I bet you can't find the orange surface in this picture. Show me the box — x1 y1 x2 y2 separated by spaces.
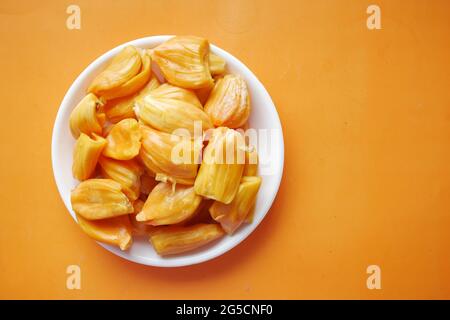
0 0 449 299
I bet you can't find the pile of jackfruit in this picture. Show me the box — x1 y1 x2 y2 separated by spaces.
68 36 261 256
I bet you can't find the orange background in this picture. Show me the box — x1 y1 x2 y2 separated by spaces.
0 0 449 299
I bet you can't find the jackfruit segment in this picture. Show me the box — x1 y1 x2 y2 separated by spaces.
204 74 250 128
243 145 258 176
209 176 261 234
77 214 133 250
71 179 134 220
139 125 199 185
72 133 107 181
101 49 152 100
88 45 142 97
135 92 213 136
129 199 155 236
152 36 213 89
150 83 202 109
103 118 141 160
209 53 226 75
69 93 104 138
136 182 202 226
104 75 160 124
150 224 225 255
194 127 245 204
98 156 143 201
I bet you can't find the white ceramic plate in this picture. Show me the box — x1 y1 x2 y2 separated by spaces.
52 36 284 267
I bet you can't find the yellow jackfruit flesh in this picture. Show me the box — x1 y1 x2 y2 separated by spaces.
204 74 250 128
68 38 264 254
72 133 107 181
135 91 213 136
76 214 133 250
104 98 137 124
96 112 107 128
194 127 245 204
180 199 216 226
88 45 142 97
149 83 202 109
101 49 152 100
245 205 256 224
103 118 141 160
152 36 213 89
209 53 226 75
69 93 104 138
136 182 202 225
71 179 134 220
137 75 161 97
209 176 261 234
129 199 153 236
98 156 143 201
139 125 199 185
243 145 258 176
104 76 160 124
150 224 225 255
101 121 114 137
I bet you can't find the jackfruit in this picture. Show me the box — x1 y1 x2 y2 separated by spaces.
204 74 250 128
77 214 133 250
88 45 141 97
135 91 213 136
103 118 141 160
72 133 107 181
150 224 224 255
209 53 226 75
194 127 245 204
104 76 160 124
209 176 261 234
98 156 143 201
69 93 104 138
139 125 199 185
136 182 202 225
101 49 152 100
150 83 202 109
152 36 213 89
71 179 134 220
243 145 258 176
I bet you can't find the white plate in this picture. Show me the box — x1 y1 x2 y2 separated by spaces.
52 36 284 267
